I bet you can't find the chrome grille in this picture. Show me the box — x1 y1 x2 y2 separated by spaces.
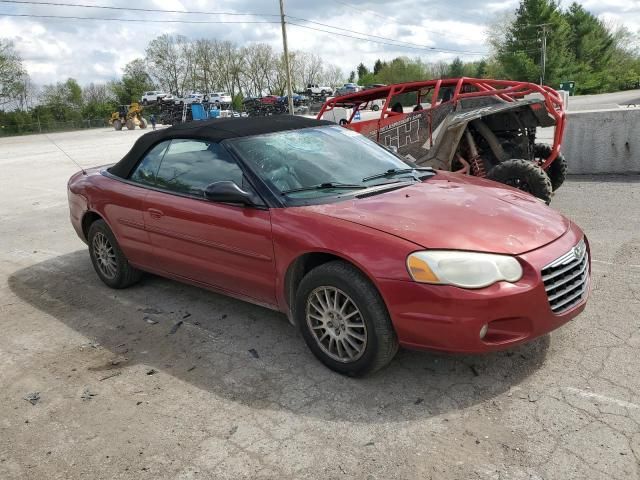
541 239 589 314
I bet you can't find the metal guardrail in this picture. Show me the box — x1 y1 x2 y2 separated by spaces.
0 118 110 137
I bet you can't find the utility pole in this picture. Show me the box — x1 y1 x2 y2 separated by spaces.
539 24 549 86
279 0 295 116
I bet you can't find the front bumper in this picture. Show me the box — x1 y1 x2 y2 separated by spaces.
379 225 590 353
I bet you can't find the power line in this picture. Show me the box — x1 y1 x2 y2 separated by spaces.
0 12 280 24
287 15 486 53
0 0 279 17
330 0 386 20
0 1 489 57
288 21 488 56
329 0 491 28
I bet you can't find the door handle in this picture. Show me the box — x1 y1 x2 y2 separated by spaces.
148 208 164 219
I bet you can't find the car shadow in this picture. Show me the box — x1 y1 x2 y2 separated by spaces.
8 250 550 423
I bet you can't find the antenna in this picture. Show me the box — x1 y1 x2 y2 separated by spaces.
45 134 86 175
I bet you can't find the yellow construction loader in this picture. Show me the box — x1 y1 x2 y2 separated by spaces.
110 103 147 130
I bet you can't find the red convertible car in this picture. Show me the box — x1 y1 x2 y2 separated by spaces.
68 117 590 376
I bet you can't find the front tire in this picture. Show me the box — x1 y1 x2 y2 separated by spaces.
88 220 142 289
534 143 567 191
295 261 398 377
113 119 122 131
487 158 553 204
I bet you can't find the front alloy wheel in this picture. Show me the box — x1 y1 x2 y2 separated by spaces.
306 286 367 362
295 260 398 376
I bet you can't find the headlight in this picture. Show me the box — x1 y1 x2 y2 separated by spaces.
406 250 523 289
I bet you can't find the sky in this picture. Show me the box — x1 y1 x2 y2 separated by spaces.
0 0 639 86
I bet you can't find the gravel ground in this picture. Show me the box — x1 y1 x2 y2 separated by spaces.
0 127 639 479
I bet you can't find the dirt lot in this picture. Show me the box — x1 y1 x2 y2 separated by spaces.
1 127 639 479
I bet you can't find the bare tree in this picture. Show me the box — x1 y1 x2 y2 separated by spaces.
146 34 189 96
142 34 345 99
0 39 28 108
83 82 114 105
291 51 324 91
243 43 277 96
194 39 219 94
322 64 345 88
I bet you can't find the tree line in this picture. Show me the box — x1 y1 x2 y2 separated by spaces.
350 1 640 95
0 34 346 132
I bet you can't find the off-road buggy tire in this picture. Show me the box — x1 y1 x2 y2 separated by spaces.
88 219 143 289
295 260 399 377
487 158 553 204
534 143 567 191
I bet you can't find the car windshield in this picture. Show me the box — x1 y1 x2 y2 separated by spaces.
229 126 425 200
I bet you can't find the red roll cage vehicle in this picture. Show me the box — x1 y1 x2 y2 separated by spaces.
317 78 567 204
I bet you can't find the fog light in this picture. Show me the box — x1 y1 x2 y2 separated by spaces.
479 323 489 339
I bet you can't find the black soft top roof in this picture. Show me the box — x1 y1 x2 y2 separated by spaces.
109 116 333 178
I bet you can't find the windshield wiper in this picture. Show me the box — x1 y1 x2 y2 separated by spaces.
362 167 434 182
281 182 367 195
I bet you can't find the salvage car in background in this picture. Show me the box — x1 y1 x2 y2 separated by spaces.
140 90 169 105
68 117 589 376
207 92 232 105
318 78 568 204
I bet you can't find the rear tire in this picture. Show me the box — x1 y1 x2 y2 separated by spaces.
88 220 142 289
295 261 399 377
125 119 135 130
534 143 567 191
139 118 147 129
487 158 553 204
372 104 380 111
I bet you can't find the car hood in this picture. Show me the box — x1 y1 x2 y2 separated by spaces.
300 173 570 255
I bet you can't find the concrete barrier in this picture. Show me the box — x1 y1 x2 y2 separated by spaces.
563 108 640 174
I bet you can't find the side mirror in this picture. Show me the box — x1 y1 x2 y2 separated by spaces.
204 181 256 206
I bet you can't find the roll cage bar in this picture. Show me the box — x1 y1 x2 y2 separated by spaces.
317 78 566 168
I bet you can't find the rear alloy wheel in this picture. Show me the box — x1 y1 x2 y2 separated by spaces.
88 220 142 289
487 158 553 204
534 143 567 191
295 261 398 376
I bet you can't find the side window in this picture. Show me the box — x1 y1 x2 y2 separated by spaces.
129 140 171 186
155 139 244 196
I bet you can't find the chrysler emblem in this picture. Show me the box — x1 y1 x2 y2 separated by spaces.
573 242 585 260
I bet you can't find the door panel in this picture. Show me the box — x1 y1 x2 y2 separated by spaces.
100 180 151 267
144 191 276 306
